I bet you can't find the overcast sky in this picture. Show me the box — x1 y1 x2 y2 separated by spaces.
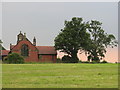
2 2 118 49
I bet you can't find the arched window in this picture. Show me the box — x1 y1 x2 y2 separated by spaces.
21 44 29 56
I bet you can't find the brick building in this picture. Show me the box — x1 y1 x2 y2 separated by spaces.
2 31 57 63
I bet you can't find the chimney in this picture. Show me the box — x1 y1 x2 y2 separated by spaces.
10 43 12 50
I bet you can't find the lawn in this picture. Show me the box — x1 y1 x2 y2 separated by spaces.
2 63 118 88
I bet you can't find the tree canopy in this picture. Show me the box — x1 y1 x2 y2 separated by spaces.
86 20 117 62
54 17 117 63
54 17 90 63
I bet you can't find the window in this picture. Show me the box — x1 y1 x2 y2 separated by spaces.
21 44 29 56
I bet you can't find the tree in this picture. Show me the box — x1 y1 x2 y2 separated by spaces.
54 17 90 63
3 53 24 64
86 20 117 62
0 40 5 50
0 40 2 44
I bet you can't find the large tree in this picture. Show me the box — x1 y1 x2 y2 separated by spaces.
86 20 117 62
54 17 90 63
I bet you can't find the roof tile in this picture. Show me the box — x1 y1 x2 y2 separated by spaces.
36 46 57 55
1 50 10 55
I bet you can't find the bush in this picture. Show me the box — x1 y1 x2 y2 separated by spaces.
78 60 82 63
3 53 24 64
2 57 8 63
56 58 62 63
101 60 108 63
62 55 72 63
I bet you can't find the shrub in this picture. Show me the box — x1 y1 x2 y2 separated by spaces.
2 57 8 63
101 60 108 63
62 55 72 63
3 53 24 64
56 58 62 63
78 60 82 63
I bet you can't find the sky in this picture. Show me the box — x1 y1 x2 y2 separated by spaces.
2 2 118 62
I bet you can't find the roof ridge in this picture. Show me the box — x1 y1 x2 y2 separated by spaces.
2 50 10 51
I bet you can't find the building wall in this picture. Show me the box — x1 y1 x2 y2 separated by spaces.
39 54 57 63
11 40 39 62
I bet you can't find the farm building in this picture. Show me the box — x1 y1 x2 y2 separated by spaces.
1 31 57 63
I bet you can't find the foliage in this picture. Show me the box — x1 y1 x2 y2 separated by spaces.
24 62 52 64
0 45 6 50
0 40 2 44
62 55 72 63
86 20 118 62
3 53 24 64
101 60 108 63
56 58 62 63
0 40 5 50
54 17 90 63
80 61 90 63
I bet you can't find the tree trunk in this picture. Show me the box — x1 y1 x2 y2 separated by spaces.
92 55 100 62
71 52 79 63
91 50 100 62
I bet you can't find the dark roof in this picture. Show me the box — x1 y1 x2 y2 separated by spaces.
1 50 10 56
36 46 57 55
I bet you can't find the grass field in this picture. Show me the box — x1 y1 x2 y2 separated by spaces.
2 63 118 88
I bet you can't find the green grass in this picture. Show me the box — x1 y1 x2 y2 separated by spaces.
2 63 118 88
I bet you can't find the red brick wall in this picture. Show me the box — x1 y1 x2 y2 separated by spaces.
39 55 56 63
11 40 39 62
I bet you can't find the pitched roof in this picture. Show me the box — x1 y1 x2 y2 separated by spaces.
11 44 57 55
10 45 15 49
1 50 10 56
36 46 57 55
